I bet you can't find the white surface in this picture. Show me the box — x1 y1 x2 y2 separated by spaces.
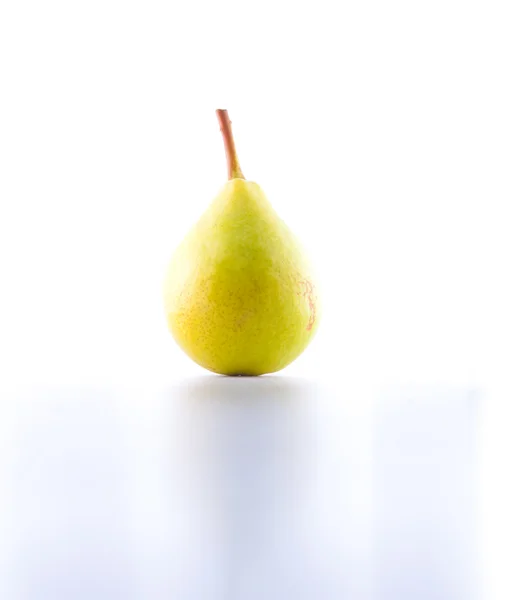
1 379 500 599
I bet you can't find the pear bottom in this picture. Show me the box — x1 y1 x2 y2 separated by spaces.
165 274 317 376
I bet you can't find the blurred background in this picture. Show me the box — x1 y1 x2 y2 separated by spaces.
0 0 508 598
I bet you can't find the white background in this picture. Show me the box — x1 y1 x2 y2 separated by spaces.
0 1 508 598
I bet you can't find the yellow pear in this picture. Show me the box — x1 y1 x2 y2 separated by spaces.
163 109 320 375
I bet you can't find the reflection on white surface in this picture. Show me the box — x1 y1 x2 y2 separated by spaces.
0 379 372 600
131 377 372 600
0 381 480 599
374 387 479 600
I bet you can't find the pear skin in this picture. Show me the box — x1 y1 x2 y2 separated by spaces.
163 110 319 375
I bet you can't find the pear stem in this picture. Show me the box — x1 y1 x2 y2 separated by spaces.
216 109 245 180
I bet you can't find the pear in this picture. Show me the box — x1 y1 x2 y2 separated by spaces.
163 109 319 376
